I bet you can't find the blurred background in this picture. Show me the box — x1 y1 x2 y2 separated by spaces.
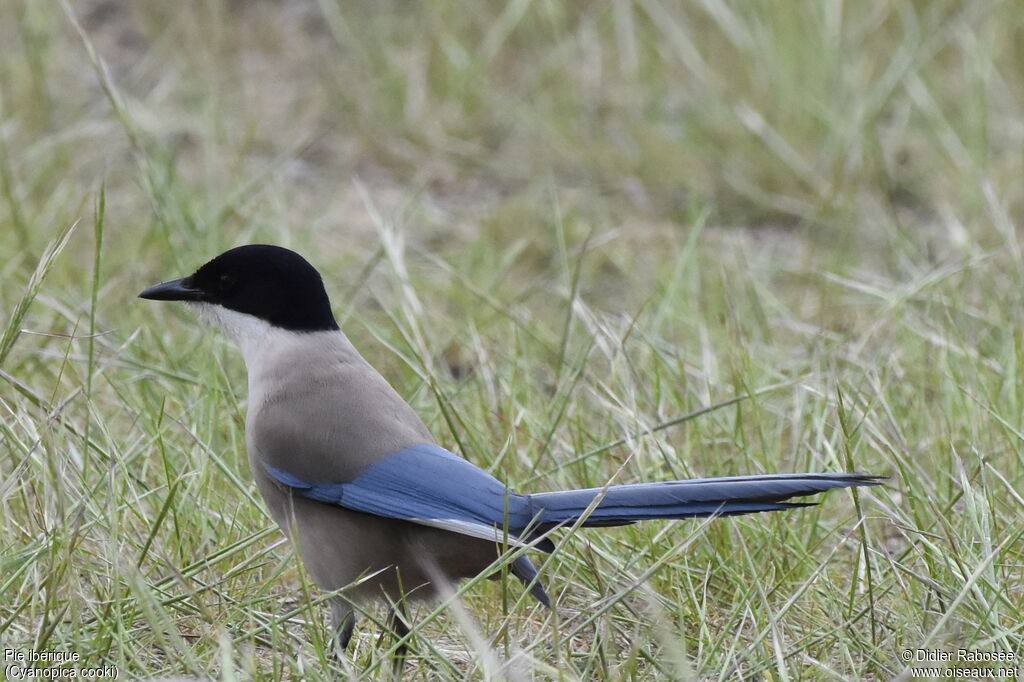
2 1 1022 679
7 1 1022 274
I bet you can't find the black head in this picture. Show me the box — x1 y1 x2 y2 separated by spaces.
139 245 339 332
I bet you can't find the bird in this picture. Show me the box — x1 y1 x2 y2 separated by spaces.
139 244 882 660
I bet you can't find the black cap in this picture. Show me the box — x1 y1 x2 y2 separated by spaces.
139 245 339 332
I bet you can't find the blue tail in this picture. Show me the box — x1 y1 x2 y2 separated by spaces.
526 472 882 529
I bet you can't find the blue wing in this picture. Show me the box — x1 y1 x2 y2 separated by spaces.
264 443 883 549
264 443 543 547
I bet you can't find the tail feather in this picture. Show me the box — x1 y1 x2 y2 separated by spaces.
527 473 882 528
510 555 552 608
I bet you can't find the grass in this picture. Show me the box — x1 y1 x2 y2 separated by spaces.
1 0 1023 679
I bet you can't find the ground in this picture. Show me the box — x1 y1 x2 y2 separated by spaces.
1 1 1022 680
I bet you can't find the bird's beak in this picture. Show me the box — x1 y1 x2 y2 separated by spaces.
138 277 205 301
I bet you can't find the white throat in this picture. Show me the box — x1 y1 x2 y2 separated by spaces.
193 302 279 364
191 303 349 414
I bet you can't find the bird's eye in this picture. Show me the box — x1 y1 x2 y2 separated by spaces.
218 273 236 293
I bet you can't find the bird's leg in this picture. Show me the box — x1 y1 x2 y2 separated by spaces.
330 598 356 657
388 598 412 676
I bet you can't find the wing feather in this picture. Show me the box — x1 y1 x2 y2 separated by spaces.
264 444 536 546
